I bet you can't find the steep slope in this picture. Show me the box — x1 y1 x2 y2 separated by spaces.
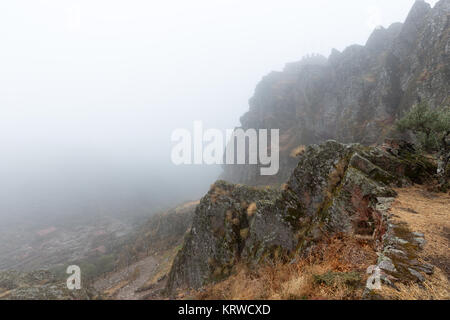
221 0 449 186
191 186 449 300
115 201 196 269
92 201 197 299
167 139 438 295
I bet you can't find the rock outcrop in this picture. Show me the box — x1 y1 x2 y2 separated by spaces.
166 140 436 293
221 0 449 186
166 184 280 293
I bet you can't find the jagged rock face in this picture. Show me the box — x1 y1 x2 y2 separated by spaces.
167 140 436 293
0 270 97 300
221 0 449 186
166 183 280 293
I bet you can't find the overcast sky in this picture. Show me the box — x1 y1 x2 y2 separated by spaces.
0 0 439 222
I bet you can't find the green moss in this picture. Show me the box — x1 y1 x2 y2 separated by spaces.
313 271 362 287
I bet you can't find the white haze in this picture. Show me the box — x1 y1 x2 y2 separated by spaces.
0 0 439 224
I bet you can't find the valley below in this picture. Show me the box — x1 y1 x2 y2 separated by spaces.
0 0 449 301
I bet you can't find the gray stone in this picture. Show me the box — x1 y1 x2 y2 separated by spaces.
408 268 425 282
379 258 397 273
412 232 425 238
416 263 434 275
221 0 446 187
414 237 427 247
395 237 409 245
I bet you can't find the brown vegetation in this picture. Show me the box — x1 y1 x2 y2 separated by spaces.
196 235 377 300
384 186 450 300
392 185 449 277
193 186 449 300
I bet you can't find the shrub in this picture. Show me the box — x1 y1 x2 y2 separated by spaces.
396 102 449 152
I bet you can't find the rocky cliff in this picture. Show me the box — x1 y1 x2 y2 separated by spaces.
167 139 437 294
221 0 450 186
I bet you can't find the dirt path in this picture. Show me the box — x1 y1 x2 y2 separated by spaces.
94 255 163 300
93 246 180 300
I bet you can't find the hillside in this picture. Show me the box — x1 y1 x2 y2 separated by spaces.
1 0 448 301
89 0 450 301
92 201 197 299
189 186 449 300
166 139 449 300
0 270 99 300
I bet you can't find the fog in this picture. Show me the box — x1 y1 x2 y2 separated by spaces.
0 0 438 225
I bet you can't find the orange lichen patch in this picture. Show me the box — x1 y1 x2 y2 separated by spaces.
326 159 347 198
225 210 233 222
240 228 250 240
290 145 306 158
210 186 230 204
247 203 257 217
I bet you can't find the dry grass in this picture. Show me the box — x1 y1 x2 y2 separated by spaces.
391 186 450 277
196 235 377 300
380 186 450 300
103 279 131 298
138 246 180 292
175 201 199 214
0 290 12 299
290 145 306 158
382 266 449 300
193 186 449 300
246 203 257 217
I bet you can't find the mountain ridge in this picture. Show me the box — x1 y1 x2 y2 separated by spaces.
221 0 449 186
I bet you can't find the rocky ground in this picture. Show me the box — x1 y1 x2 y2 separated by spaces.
166 139 449 300
0 140 447 300
93 255 160 300
0 215 133 272
0 201 196 300
378 186 449 299
93 245 184 300
183 186 449 300
391 186 450 278
0 270 98 300
91 202 197 300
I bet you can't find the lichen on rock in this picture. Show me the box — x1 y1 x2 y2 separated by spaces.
166 139 437 294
